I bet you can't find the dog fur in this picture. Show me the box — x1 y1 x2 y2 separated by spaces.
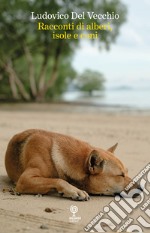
5 129 134 201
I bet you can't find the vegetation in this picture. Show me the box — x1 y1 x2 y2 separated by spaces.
0 0 127 101
76 70 105 95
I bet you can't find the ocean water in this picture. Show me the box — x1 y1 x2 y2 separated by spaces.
62 88 150 110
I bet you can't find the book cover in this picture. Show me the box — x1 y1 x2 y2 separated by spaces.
0 1 150 233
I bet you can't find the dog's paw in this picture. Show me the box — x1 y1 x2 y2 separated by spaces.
59 187 90 201
71 189 90 201
57 180 90 201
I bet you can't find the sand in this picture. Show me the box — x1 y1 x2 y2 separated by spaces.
0 103 150 233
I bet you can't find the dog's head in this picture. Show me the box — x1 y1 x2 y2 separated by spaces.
85 144 137 196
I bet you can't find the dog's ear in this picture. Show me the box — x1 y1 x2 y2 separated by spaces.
88 150 105 174
107 143 118 153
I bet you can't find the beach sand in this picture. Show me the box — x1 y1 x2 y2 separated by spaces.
0 103 150 233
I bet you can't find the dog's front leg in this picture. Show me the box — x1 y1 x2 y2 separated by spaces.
16 169 89 201
56 179 90 201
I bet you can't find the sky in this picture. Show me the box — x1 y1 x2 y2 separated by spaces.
72 0 150 89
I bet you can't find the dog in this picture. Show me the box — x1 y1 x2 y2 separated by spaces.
5 129 136 201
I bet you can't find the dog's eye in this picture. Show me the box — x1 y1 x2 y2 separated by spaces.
118 173 125 177
119 173 125 177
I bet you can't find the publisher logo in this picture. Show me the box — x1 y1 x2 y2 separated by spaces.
69 205 81 223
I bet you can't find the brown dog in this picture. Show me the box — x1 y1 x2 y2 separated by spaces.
5 129 133 201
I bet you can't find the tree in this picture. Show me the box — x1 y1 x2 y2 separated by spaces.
0 0 127 101
76 70 105 95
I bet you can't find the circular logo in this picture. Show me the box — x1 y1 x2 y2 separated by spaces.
70 205 78 215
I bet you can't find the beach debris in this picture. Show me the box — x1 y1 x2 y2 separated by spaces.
35 193 43 198
44 207 53 213
2 187 10 193
9 188 21 196
2 187 21 196
19 214 25 217
40 224 49 229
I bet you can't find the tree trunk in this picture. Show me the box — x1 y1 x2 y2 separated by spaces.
38 54 49 92
9 75 20 100
46 43 62 89
24 44 37 98
36 42 62 101
5 59 30 101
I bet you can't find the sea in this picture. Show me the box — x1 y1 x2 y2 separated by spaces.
62 86 150 111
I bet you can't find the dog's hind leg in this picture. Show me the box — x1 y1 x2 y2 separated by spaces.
16 168 89 201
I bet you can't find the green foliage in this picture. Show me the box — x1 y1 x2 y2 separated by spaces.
76 70 105 95
46 58 77 99
0 0 127 101
0 75 12 100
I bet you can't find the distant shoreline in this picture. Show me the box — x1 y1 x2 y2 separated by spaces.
62 89 150 111
0 101 150 115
